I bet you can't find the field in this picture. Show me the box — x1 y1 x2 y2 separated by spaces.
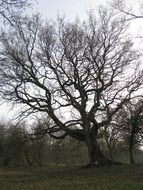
0 164 143 190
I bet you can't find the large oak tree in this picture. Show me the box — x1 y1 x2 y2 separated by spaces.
0 10 142 167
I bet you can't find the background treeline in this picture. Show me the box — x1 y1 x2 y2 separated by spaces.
0 121 88 166
0 99 143 167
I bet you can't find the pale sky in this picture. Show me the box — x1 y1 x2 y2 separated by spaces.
33 0 107 20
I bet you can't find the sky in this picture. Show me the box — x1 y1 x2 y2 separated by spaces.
33 0 107 21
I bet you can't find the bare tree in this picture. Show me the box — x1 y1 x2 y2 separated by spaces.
116 100 143 164
99 123 123 162
0 9 142 167
0 121 26 166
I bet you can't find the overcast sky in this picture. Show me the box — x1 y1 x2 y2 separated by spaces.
33 0 107 20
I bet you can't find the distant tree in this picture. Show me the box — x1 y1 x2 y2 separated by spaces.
116 100 143 164
0 123 6 164
99 123 122 162
0 122 26 166
0 9 142 167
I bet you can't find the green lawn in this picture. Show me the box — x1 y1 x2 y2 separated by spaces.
0 164 143 190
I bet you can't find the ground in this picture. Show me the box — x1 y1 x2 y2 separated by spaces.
0 164 143 190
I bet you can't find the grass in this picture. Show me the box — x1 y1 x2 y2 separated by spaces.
0 164 143 190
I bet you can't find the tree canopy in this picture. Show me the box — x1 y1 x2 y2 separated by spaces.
0 9 142 167
0 0 30 23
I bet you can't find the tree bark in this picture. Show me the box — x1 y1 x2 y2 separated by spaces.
86 139 112 167
108 148 114 162
129 142 135 164
85 128 113 167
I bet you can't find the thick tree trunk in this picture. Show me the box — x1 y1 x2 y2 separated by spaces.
85 126 113 167
86 139 112 167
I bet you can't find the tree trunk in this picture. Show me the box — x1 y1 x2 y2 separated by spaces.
85 126 113 167
129 143 135 164
86 139 112 167
108 148 114 162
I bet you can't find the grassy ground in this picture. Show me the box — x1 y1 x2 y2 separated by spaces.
0 164 143 190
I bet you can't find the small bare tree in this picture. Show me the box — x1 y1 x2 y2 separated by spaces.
99 123 122 162
0 9 142 167
117 100 143 164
